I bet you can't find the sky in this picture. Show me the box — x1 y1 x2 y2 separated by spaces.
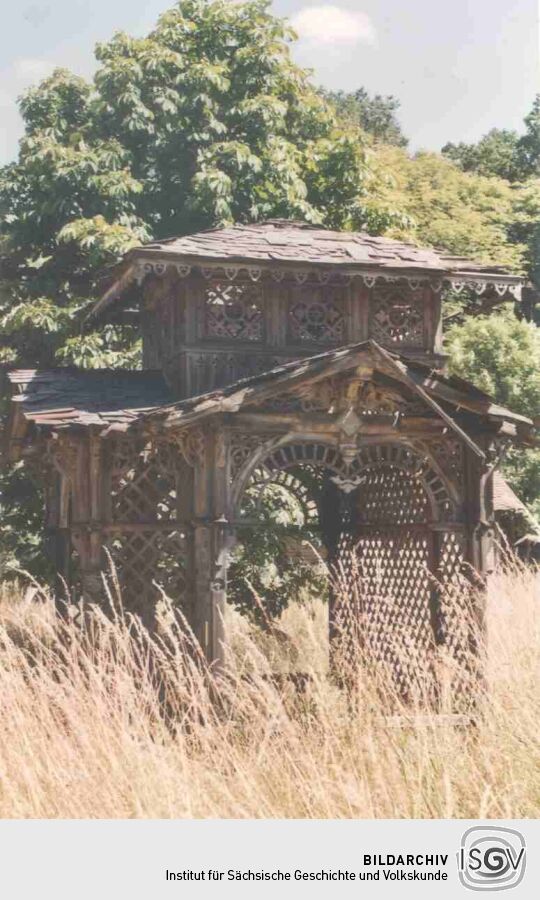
0 0 538 163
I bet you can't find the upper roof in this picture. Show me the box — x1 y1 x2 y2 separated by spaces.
91 219 523 319
125 220 515 273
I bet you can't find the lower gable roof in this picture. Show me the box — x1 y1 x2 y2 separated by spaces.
5 368 173 434
141 341 535 453
3 342 535 464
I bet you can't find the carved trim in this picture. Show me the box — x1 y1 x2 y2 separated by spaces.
233 439 457 522
46 434 80 482
171 428 205 468
229 432 266 480
259 375 426 418
131 258 521 298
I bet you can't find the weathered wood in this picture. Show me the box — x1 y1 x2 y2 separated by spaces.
8 221 529 694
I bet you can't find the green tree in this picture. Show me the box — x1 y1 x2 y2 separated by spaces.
446 309 540 516
0 0 405 578
0 0 405 372
516 94 540 178
442 129 520 181
373 147 530 271
322 87 408 147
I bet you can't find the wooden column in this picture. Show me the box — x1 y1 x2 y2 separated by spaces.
463 440 495 675
71 429 106 605
191 427 228 668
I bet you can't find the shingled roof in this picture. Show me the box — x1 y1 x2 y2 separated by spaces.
92 220 523 319
492 471 528 514
125 220 515 273
5 369 172 456
5 343 535 464
138 340 534 461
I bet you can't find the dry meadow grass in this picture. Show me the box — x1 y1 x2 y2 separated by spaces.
0 556 537 819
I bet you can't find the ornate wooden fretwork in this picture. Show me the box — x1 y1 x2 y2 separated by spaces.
104 527 192 623
46 433 80 483
235 441 455 522
105 435 195 620
110 439 179 523
236 437 466 691
241 467 319 524
424 438 464 489
288 287 345 344
260 375 427 418
170 428 205 469
261 377 341 414
133 258 521 299
230 432 267 480
370 284 425 347
204 280 264 342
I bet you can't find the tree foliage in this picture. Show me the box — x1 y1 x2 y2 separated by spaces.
228 481 326 622
446 309 540 516
442 129 520 181
0 0 405 372
372 147 537 274
442 94 540 183
321 87 408 147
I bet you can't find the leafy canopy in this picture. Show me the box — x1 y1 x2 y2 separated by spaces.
0 0 405 371
442 94 540 182
321 87 408 148
371 146 536 273
446 309 540 516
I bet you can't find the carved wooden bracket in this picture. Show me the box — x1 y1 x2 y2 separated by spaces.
46 433 80 483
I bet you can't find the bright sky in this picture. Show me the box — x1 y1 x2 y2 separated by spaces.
0 0 538 163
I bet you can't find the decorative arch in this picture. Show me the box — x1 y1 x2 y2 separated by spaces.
232 437 457 525
229 434 466 690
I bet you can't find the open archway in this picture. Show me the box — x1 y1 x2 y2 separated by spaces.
228 438 465 688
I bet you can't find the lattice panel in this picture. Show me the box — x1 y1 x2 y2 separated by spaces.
436 530 476 692
105 528 191 623
288 287 345 344
355 466 430 526
349 444 455 522
370 284 425 347
354 529 435 691
111 440 179 523
204 281 264 341
233 438 473 695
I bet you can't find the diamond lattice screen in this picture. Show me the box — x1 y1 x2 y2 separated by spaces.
105 528 191 623
106 440 191 619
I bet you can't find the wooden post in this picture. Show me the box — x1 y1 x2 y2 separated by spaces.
70 429 106 605
463 440 495 696
189 426 229 667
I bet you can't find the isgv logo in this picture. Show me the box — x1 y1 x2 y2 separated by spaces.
458 826 526 891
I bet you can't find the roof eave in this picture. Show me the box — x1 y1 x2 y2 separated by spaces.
89 246 523 320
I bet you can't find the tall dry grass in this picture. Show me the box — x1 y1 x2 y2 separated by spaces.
0 555 537 819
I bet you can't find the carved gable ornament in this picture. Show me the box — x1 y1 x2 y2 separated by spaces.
260 372 426 419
